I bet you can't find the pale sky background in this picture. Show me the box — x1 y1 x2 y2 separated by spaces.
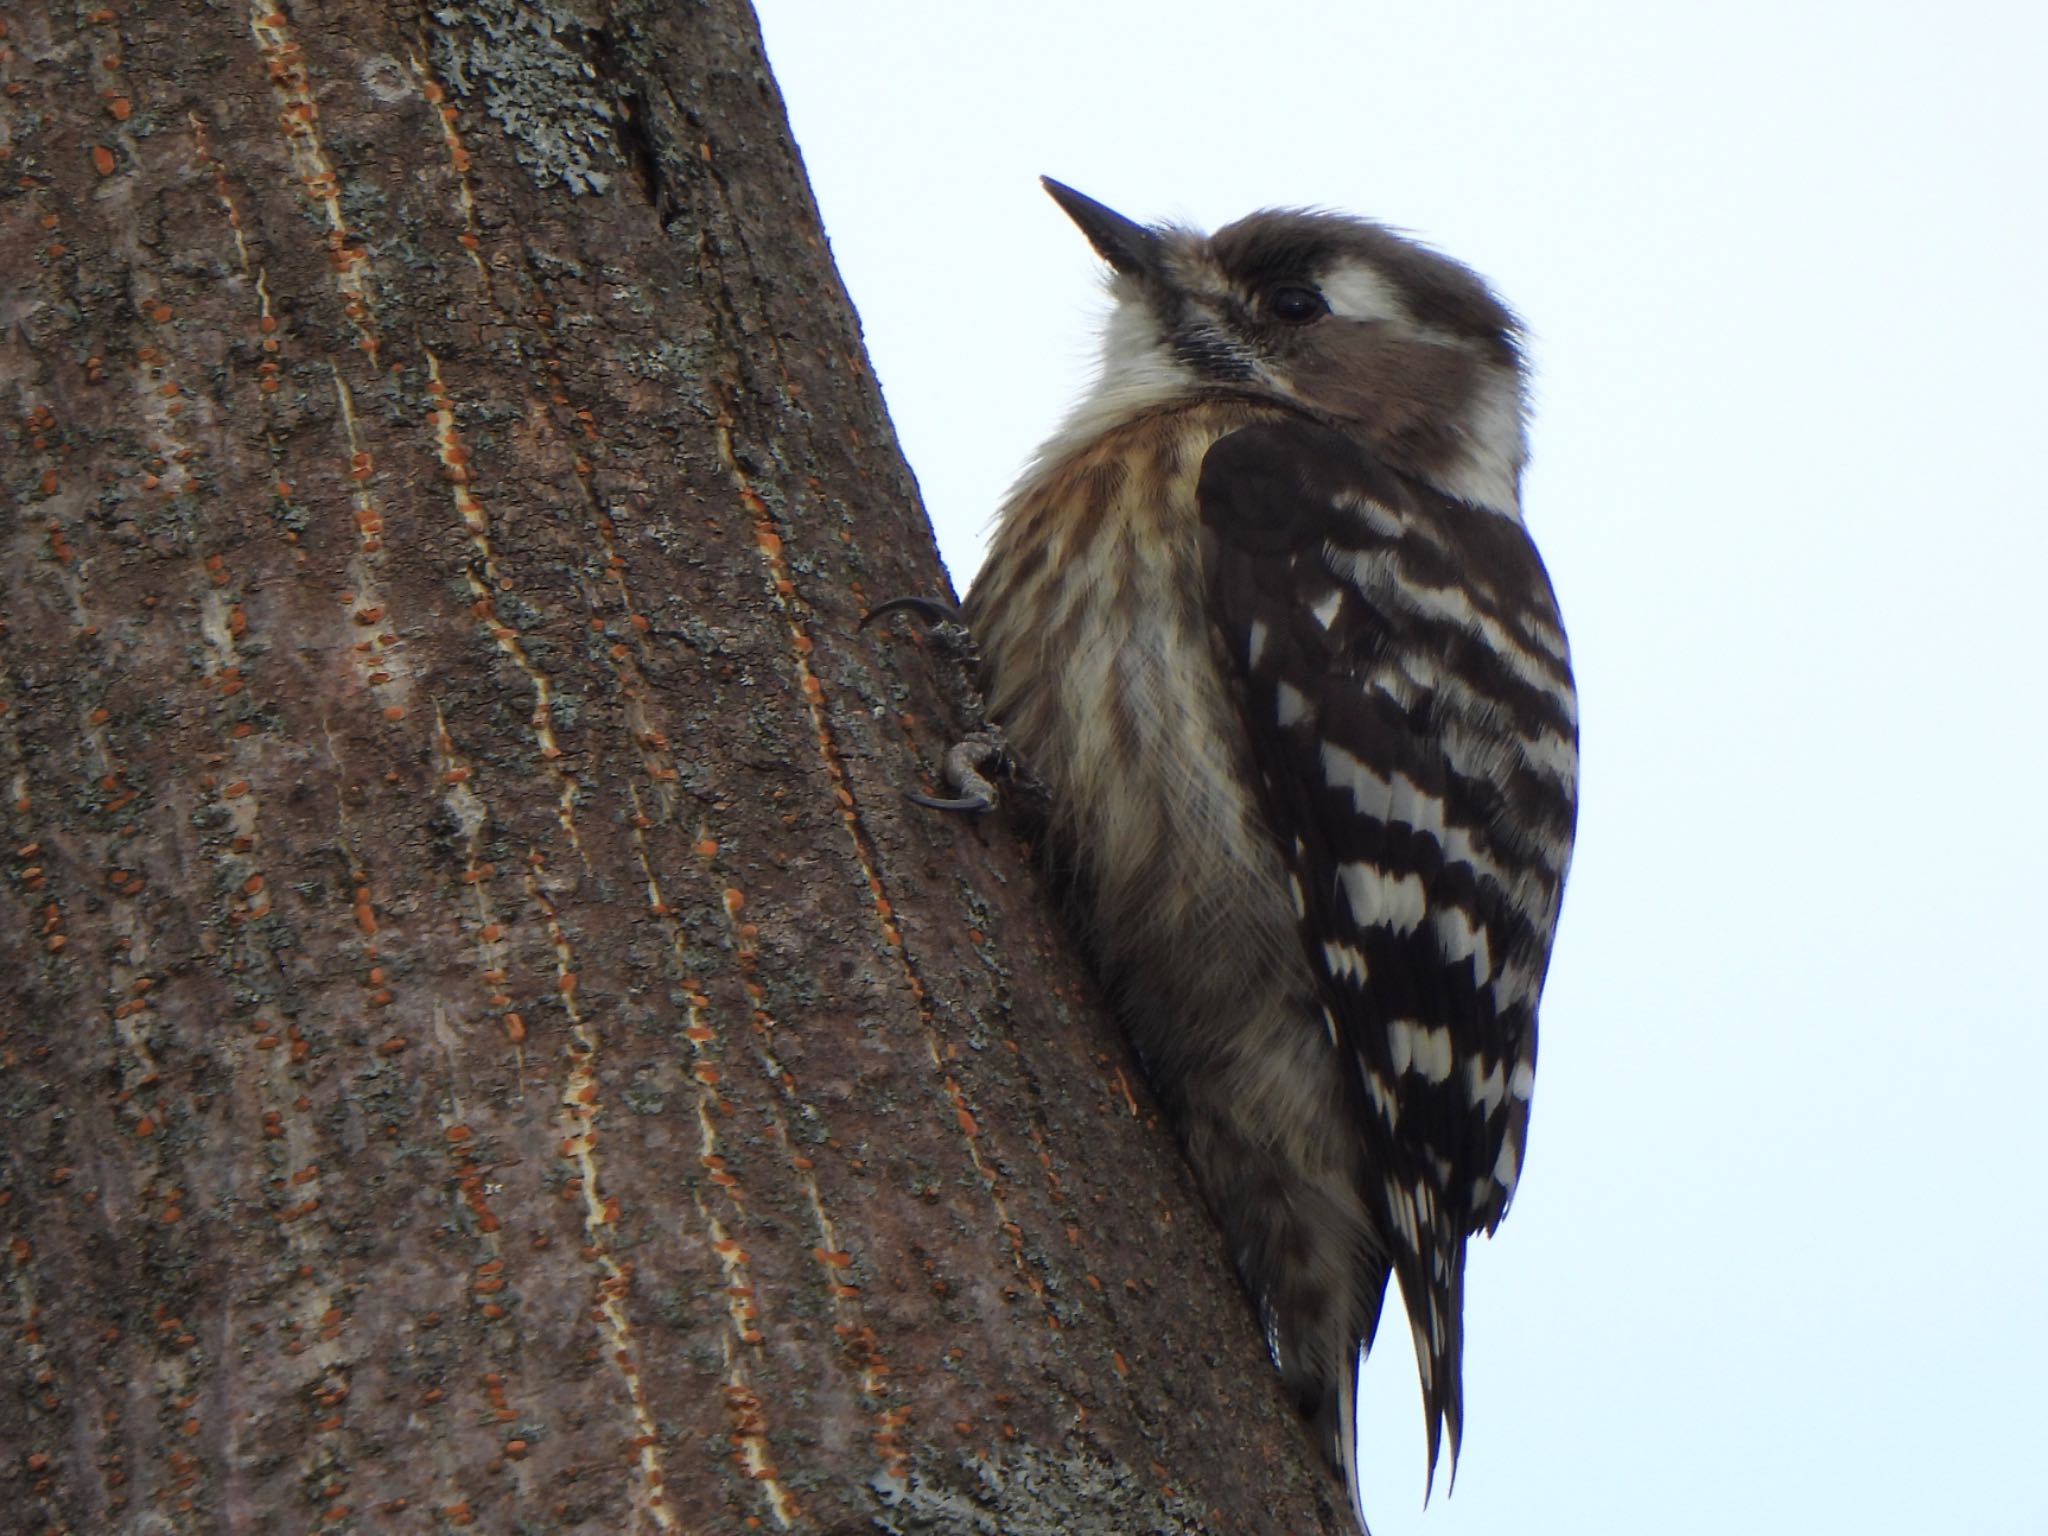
753 4 2048 1531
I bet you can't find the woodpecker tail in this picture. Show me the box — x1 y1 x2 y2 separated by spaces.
1389 1219 1469 1501
1316 1225 1465 1536
1317 1346 1372 1536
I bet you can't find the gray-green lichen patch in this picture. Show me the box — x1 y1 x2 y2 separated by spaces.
872 1444 1214 1535
430 0 622 196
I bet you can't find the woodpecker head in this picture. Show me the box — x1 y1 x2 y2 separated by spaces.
1040 177 1529 517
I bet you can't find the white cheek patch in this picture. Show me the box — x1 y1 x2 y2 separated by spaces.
1435 364 1528 521
1090 294 1199 411
1023 289 1199 478
1319 260 1410 324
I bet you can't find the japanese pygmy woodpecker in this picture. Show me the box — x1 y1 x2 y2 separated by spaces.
957 179 1578 1526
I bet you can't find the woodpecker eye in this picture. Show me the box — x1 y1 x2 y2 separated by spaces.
1264 285 1328 324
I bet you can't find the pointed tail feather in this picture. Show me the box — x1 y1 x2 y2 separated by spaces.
1337 1345 1371 1536
1392 1223 1468 1503
1312 1347 1372 1536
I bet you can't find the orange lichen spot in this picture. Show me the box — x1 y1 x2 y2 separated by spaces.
376 1036 406 1055
134 1116 156 1138
445 1123 474 1144
812 1247 854 1269
89 706 110 725
91 145 116 176
353 605 384 625
223 780 250 798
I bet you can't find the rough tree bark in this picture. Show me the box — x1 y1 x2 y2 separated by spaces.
0 3 1348 1532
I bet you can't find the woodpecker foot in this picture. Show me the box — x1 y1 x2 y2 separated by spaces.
866 596 1025 816
861 594 980 668
905 730 1011 814
860 594 958 628
865 594 1049 825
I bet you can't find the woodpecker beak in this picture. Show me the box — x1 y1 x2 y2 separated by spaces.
1042 177 1161 279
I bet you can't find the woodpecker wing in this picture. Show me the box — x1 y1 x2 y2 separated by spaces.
1196 417 1578 1484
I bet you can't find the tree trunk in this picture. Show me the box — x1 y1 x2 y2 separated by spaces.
0 2 1344 1531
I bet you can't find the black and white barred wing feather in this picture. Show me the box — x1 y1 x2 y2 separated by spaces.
1197 419 1578 1487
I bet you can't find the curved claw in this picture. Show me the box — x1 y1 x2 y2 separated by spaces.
905 789 995 814
904 731 1007 817
861 595 960 630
